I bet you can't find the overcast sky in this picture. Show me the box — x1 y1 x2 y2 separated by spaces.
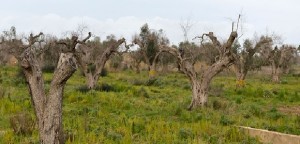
1 0 299 45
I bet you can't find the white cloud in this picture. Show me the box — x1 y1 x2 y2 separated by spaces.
0 13 297 45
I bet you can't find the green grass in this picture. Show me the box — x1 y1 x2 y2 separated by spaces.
1 66 299 143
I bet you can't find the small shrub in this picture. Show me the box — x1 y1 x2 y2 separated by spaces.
263 90 274 98
152 79 164 87
100 68 108 77
178 128 193 139
130 79 145 86
135 87 149 98
256 87 264 97
289 91 300 102
182 84 190 90
174 105 183 116
131 121 145 134
42 65 56 73
235 97 242 104
212 99 227 110
292 73 300 77
195 113 203 121
209 84 224 97
106 131 123 141
0 86 5 99
99 83 114 92
249 105 265 117
0 73 3 84
64 129 75 143
295 116 300 127
267 107 283 120
9 112 35 135
13 68 26 86
280 79 288 84
206 135 219 144
224 127 243 142
76 85 90 93
145 78 157 86
236 89 243 95
220 115 234 126
243 113 251 119
267 112 283 121
261 123 276 131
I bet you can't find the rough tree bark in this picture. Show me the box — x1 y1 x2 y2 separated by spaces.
2 30 91 143
77 38 129 89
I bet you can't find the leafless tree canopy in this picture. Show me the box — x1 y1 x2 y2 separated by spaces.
75 35 131 89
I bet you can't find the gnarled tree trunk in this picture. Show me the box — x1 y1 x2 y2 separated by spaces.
149 63 157 80
272 66 281 83
235 68 247 87
188 79 208 110
22 52 77 144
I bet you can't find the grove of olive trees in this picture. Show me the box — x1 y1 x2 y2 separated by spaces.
0 16 299 143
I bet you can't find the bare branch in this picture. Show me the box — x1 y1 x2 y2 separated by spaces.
79 32 92 43
236 14 241 32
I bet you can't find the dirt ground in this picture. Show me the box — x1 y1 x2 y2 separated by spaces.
278 106 300 115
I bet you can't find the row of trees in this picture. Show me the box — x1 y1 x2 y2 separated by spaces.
0 21 298 143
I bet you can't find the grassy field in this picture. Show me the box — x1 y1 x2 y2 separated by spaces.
0 66 299 143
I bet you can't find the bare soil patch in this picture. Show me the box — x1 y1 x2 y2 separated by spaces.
278 106 300 115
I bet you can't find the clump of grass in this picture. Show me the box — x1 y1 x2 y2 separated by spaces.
145 78 157 86
235 97 242 104
0 86 5 99
280 79 288 84
100 68 108 77
220 115 234 126
13 68 26 86
76 85 90 93
249 104 265 118
134 87 149 98
295 116 300 129
178 128 193 139
211 99 227 110
173 104 183 116
209 83 224 97
0 72 3 84
99 83 114 92
9 112 35 135
131 121 145 134
106 131 123 141
289 91 300 102
266 107 283 121
129 79 145 86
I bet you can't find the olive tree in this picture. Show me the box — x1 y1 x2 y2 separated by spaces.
258 35 297 82
232 37 272 87
129 49 144 74
133 23 169 79
0 27 91 143
75 35 130 89
161 29 238 110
